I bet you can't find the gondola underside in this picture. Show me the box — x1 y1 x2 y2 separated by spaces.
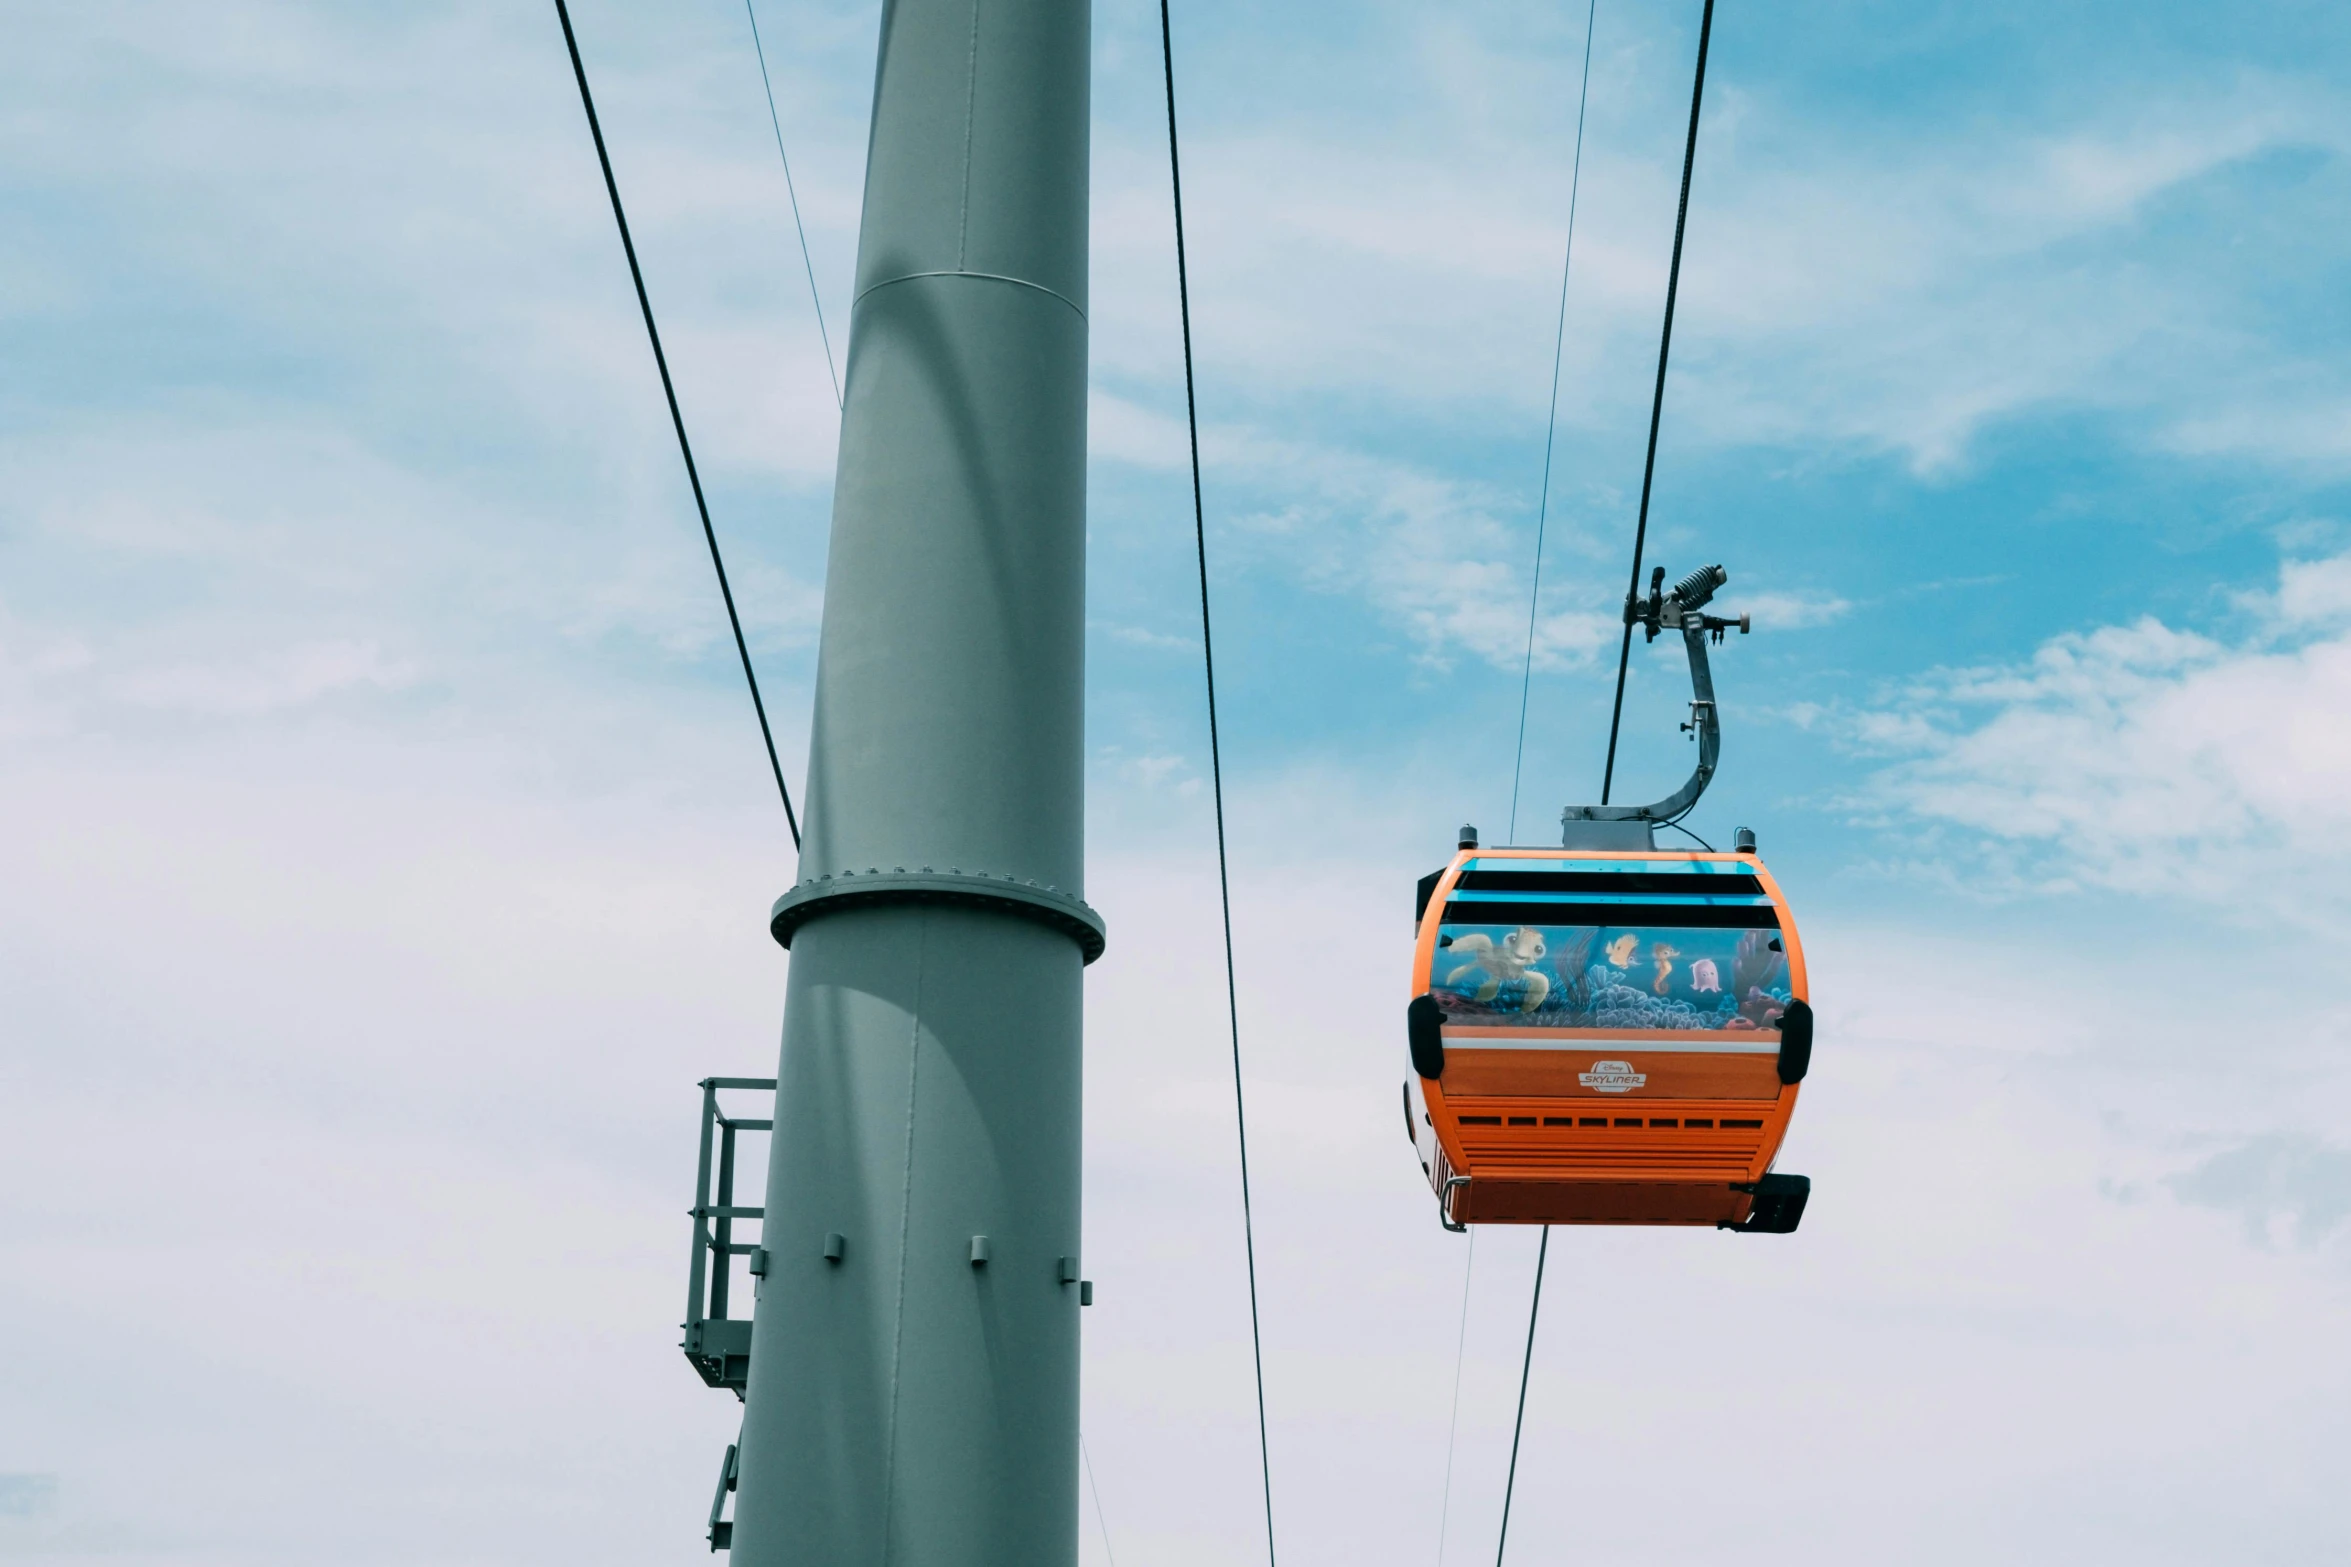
1413 1056 1799 1227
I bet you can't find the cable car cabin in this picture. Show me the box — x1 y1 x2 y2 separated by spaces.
1401 562 1812 1232
1404 844 1813 1233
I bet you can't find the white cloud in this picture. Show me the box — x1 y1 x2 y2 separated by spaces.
1091 22 2351 482
1089 389 1615 673
1219 434 1617 673
1088 388 1191 471
2166 399 2351 473
2275 552 2351 622
1857 552 2351 910
1092 619 1197 652
1736 588 1851 631
2169 1135 2351 1249
1099 747 1203 797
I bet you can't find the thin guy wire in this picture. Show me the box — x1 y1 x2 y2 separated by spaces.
553 0 803 849
1508 0 1601 844
1600 0 1716 807
742 0 843 410
1493 1226 1551 1567
1159 4 1276 1562
1490 13 1596 1552
1432 1228 1478 1567
1081 1432 1118 1567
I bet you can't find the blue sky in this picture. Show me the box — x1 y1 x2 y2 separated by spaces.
6 2 2351 1564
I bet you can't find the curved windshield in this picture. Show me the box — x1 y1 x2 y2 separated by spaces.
1433 921 1790 1029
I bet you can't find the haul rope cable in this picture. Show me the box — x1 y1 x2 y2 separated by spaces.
1494 4 1717 1563
742 0 844 410
1159 4 1279 1562
1493 1225 1552 1567
553 0 804 849
1600 0 1718 808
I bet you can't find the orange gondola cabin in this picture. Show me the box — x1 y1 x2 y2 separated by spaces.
1401 563 1813 1234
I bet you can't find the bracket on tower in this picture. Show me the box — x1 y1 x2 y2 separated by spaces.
707 1441 741 1552
683 1077 777 1399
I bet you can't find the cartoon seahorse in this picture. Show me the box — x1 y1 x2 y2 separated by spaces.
1650 941 1681 996
1603 933 1639 968
1444 927 1551 1011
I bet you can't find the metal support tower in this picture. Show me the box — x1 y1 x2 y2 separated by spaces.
730 2 1099 1563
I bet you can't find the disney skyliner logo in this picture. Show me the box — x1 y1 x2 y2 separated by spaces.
1578 1059 1648 1093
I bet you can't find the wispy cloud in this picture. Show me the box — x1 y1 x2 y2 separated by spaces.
1219 431 1615 674
1852 550 2351 910
1092 620 1197 653
1096 23 2351 486
1736 588 1850 631
2169 1135 2351 1249
1091 390 1615 673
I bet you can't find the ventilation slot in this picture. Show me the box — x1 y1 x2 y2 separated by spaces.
1445 1102 1777 1178
1457 1143 1762 1175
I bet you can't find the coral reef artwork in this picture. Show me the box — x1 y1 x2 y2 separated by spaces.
1432 920 1792 1031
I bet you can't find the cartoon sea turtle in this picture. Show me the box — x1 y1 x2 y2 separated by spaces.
1444 927 1551 1011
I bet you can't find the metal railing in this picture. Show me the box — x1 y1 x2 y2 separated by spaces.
683 1076 776 1398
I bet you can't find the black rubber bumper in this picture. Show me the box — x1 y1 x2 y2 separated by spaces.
1407 993 1446 1079
1725 1172 1810 1234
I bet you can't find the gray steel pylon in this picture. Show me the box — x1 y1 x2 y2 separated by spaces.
728 2 1098 1563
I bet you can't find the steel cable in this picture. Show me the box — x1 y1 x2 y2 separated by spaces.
1158 4 1277 1562
1496 7 1718 1563
1433 1229 1478 1567
553 0 803 849
1508 0 1602 844
742 0 844 410
1494 1226 1551 1567
1599 0 1717 809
